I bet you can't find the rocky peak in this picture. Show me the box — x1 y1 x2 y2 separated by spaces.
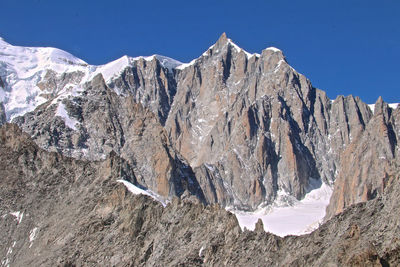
325 96 400 220
193 33 260 66
166 35 333 209
373 96 392 120
214 32 229 48
3 35 399 216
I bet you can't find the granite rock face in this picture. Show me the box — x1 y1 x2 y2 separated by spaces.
326 97 400 219
13 75 204 201
0 124 399 266
107 55 179 125
166 33 376 209
2 33 398 214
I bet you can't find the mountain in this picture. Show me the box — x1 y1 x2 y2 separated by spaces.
0 123 399 266
0 33 399 233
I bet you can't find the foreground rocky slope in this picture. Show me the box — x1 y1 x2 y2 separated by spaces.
1 124 399 266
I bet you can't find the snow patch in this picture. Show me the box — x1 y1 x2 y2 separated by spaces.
29 227 39 248
10 211 23 224
231 182 332 237
1 240 16 267
0 39 87 120
55 102 79 130
117 179 168 207
199 246 205 257
368 104 375 113
94 55 130 82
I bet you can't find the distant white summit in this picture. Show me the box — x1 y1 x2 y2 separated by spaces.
0 35 285 121
0 37 183 121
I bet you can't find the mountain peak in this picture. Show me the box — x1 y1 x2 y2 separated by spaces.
218 32 228 43
0 37 10 47
210 33 260 59
213 32 230 49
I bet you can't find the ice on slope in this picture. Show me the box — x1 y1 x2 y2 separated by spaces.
0 38 88 120
94 55 131 83
10 211 24 224
0 37 183 121
117 179 168 207
55 102 80 130
232 183 332 237
29 227 39 248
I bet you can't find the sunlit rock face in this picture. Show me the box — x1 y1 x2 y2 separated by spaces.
165 33 378 210
2 34 399 214
325 97 400 219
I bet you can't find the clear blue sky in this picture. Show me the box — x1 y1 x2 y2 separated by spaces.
1 0 399 103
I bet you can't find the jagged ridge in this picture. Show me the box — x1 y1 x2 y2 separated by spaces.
1 34 399 221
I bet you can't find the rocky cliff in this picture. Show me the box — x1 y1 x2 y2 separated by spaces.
325 97 400 218
166 33 378 210
0 123 399 266
1 34 399 216
12 75 203 202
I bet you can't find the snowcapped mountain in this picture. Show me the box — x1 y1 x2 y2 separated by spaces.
0 37 181 121
0 37 87 120
1 34 400 266
1 33 399 236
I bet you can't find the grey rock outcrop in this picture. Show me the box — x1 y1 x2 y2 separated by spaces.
0 123 399 266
